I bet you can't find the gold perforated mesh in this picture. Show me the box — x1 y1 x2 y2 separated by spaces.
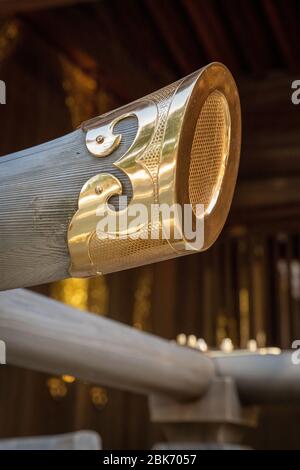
188 90 230 214
140 82 179 201
89 224 170 274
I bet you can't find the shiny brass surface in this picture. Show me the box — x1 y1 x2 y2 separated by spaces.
68 63 241 277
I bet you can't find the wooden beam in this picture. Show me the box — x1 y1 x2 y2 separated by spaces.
234 177 300 210
144 0 202 75
262 0 299 70
0 289 214 400
23 6 160 101
213 351 300 405
239 71 300 179
0 0 94 16
0 288 299 405
182 0 239 72
0 116 138 290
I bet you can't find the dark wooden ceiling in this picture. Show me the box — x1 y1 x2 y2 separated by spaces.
0 0 300 224
3 0 300 100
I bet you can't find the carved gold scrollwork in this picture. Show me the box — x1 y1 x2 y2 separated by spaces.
68 64 241 279
68 99 158 277
85 118 122 157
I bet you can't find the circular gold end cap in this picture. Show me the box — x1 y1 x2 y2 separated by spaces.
177 62 241 251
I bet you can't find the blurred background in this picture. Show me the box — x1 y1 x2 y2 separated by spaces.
0 0 300 449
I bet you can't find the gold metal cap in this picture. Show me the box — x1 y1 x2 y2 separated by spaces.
68 63 241 277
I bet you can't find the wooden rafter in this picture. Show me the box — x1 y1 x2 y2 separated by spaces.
0 0 94 16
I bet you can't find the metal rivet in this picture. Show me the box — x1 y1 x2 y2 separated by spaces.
96 135 104 144
95 186 103 195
